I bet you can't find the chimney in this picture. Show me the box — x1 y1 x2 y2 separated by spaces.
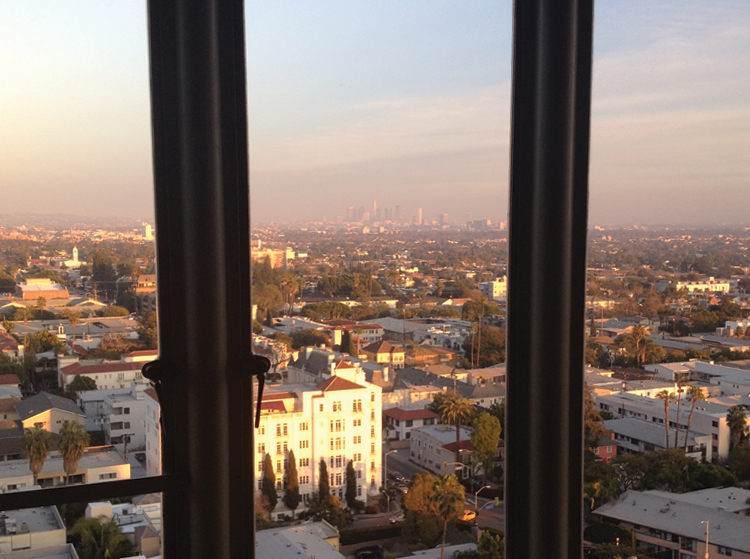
383 366 389 383
305 347 313 358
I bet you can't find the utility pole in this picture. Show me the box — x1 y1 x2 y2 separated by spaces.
701 520 709 559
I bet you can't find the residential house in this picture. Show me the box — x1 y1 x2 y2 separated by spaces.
359 340 405 369
410 424 474 479
15 392 84 434
589 433 617 463
604 418 710 462
384 408 439 440
58 359 145 391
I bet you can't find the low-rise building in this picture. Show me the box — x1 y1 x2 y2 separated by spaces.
0 506 66 554
359 341 405 369
15 392 84 435
15 278 68 301
58 359 145 391
595 489 750 558
384 408 439 440
257 521 344 559
478 277 507 301
78 382 149 454
0 445 130 491
410 424 473 478
604 418 710 461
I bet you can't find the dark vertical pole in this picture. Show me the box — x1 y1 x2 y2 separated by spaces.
505 0 593 558
147 1 253 558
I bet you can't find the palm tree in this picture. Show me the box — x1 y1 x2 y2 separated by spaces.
62 310 82 341
36 296 47 318
726 406 747 450
683 385 706 451
71 515 137 559
439 395 475 462
23 425 52 486
673 373 689 448
656 390 675 449
430 474 465 559
2 319 14 336
58 422 90 485
14 307 31 343
630 324 647 367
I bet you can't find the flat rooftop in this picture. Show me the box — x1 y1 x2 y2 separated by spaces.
0 545 78 559
0 505 64 535
0 446 129 480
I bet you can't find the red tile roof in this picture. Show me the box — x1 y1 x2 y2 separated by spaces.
0 375 19 386
61 361 144 376
262 392 295 401
316 376 365 392
260 401 286 414
443 440 472 453
144 387 159 403
361 341 404 355
384 408 440 421
122 349 159 358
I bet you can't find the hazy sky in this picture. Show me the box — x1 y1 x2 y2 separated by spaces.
1 1 748 225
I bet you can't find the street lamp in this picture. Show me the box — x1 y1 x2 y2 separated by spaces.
701 520 709 559
475 485 491 512
384 450 397 488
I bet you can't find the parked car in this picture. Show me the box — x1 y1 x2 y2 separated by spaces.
458 510 476 522
355 545 383 559
389 513 405 524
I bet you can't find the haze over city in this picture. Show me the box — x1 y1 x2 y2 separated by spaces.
1 0 748 225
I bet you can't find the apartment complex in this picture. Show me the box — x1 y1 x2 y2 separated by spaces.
78 382 150 453
256 365 382 520
478 277 507 301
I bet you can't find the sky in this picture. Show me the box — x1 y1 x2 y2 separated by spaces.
0 1 748 226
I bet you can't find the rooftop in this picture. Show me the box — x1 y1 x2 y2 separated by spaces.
413 424 472 445
0 545 78 559
256 522 344 559
604 418 707 449
0 445 129 480
0 505 64 535
384 408 440 421
595 490 750 552
61 360 144 376
15 392 83 421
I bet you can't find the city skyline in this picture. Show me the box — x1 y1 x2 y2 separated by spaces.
1 1 748 225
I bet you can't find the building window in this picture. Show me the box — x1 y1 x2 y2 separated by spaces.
258 461 263 472
277 460 282 472
320 404 324 412
370 393 375 402
276 425 282 437
371 426 375 437
335 473 342 485
300 422 309 431
124 407 130 414
98 473 117 480
357 470 362 479
283 424 288 436
718 547 732 556
333 401 342 412
300 440 309 449
371 411 375 420
357 485 362 496
277 443 282 455
283 441 288 453
258 443 265 454
299 458 309 468
405 420 413 428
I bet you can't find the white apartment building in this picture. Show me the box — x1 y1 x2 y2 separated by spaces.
0 506 66 554
256 365 383 521
384 408 440 440
58 359 145 391
144 388 161 477
666 278 731 293
410 424 474 479
595 392 733 460
78 382 150 454
478 277 507 301
645 360 750 397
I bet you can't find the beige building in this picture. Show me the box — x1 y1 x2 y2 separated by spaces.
0 506 66 554
58 359 145 391
144 387 161 477
15 392 84 434
0 445 130 491
359 340 405 369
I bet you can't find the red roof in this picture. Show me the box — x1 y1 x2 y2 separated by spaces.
384 408 439 421
316 376 365 392
263 392 294 401
334 360 356 370
144 387 159 403
361 341 404 355
61 361 144 376
0 375 19 386
260 401 286 414
443 440 472 453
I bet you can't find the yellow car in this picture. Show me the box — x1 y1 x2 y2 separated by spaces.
458 510 476 522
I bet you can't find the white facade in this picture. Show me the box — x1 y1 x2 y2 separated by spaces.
256 368 382 521
478 277 507 301
409 424 473 478
144 388 161 477
78 382 149 453
58 358 145 391
595 392 732 460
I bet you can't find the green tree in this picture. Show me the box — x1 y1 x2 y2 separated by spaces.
2 320 13 336
345 459 357 509
404 471 437 513
58 422 90 485
291 329 330 350
319 458 330 500
728 442 750 481
261 454 278 512
35 296 47 317
430 474 465 559
471 412 501 484
71 515 137 559
683 385 706 450
584 384 609 449
65 374 97 400
25 330 65 355
137 312 158 349
60 310 82 340
736 325 745 338
462 328 505 368
99 305 129 317
456 531 504 559
727 405 747 450
341 329 356 355
656 390 675 449
673 373 689 448
283 449 300 517
23 425 52 486
91 250 118 283
610 453 648 490
14 307 32 342
439 395 476 462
